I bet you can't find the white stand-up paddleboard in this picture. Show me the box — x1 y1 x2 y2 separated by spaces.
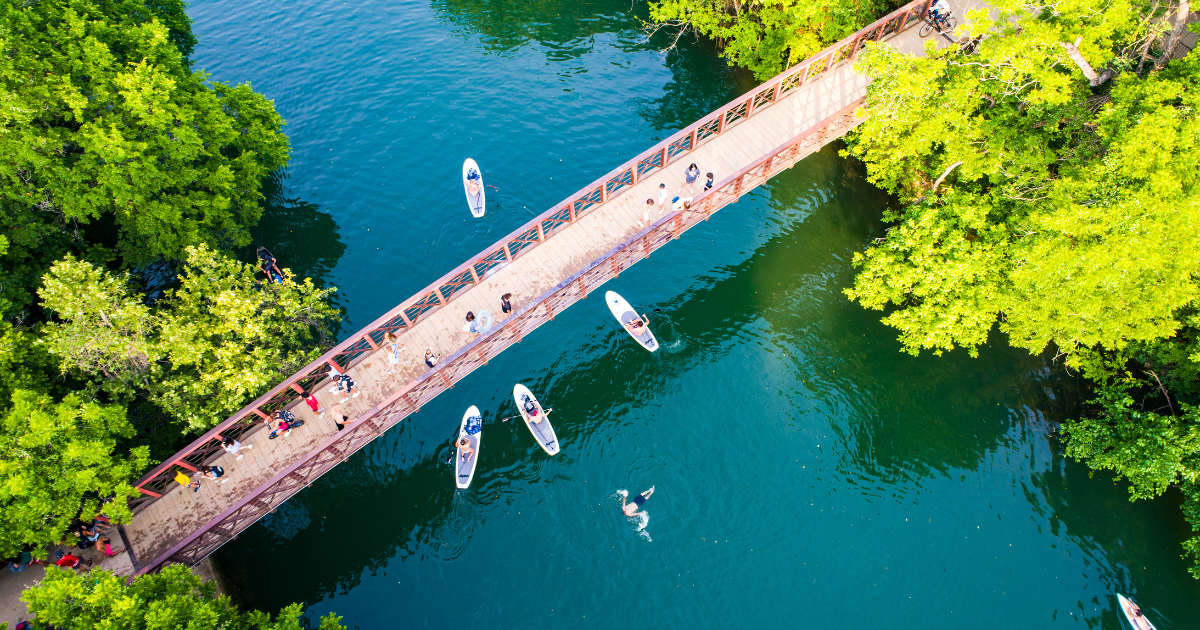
455 405 483 488
606 291 658 352
463 158 486 218
1117 594 1158 630
513 384 559 455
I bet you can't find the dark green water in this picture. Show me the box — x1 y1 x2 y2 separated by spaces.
192 0 1200 627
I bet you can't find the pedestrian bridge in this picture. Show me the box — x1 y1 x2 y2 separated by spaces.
104 0 959 576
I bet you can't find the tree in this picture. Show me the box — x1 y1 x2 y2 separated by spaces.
0 0 289 318
0 391 149 559
21 563 345 630
843 0 1199 359
152 245 340 431
38 256 158 386
841 0 1200 575
40 247 340 432
648 0 894 80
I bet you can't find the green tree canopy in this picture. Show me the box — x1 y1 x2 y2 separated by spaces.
844 0 1199 360
0 0 289 318
21 564 346 630
40 246 340 432
648 0 894 80
842 0 1200 574
0 390 149 559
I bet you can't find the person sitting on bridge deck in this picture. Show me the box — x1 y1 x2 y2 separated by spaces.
625 315 649 335
671 195 694 212
425 349 441 368
457 437 475 462
704 172 714 191
500 293 513 316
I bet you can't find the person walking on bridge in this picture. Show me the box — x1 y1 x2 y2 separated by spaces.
683 163 701 193
639 197 655 227
333 373 359 402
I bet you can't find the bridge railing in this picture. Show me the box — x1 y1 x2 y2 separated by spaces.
128 0 934 514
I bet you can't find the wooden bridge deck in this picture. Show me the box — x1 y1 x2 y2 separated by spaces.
102 0 963 576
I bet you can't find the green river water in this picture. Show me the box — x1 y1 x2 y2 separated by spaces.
189 0 1200 626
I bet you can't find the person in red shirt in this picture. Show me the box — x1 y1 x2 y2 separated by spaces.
55 554 82 569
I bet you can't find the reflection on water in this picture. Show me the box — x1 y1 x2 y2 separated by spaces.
247 170 347 290
431 0 645 56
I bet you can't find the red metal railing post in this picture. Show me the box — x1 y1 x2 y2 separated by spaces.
689 127 698 150
659 146 668 168
772 81 782 103
325 359 343 374
718 110 727 134
601 181 608 203
363 335 379 350
468 265 480 283
568 203 577 222
502 243 512 262
399 311 413 326
630 164 639 186
746 95 757 118
536 223 546 241
252 408 271 421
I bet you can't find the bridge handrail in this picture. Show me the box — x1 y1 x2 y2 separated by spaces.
129 0 933 511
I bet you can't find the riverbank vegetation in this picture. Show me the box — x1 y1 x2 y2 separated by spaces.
647 0 898 79
22 564 345 630
842 0 1200 576
0 0 341 620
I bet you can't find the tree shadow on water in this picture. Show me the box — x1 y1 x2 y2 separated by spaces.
430 0 649 57
245 170 347 289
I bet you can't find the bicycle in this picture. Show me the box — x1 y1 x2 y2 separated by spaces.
919 11 958 38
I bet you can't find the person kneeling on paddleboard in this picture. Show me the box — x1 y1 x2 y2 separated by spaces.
457 437 475 462
622 487 655 517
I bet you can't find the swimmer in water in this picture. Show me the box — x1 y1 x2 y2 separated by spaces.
621 486 655 517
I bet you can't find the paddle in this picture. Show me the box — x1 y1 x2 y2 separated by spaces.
500 408 553 422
